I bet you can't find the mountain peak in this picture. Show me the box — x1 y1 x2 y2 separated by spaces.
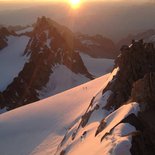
0 17 93 110
35 16 51 31
57 40 155 154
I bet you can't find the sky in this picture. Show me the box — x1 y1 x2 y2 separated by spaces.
0 0 153 6
0 0 153 2
0 0 154 41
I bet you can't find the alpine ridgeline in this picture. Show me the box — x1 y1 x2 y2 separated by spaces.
0 17 93 110
57 40 155 155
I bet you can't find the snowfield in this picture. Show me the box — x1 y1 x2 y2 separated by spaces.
16 27 34 34
56 68 140 155
81 39 100 46
0 33 114 96
0 67 139 155
38 65 90 99
0 35 30 91
38 55 114 99
80 53 114 77
0 74 110 155
56 102 139 155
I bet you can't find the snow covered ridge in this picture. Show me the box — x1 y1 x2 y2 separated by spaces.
57 40 155 155
0 65 141 155
38 65 90 99
55 67 140 155
0 74 110 155
1 38 155 154
80 53 114 77
0 35 30 91
56 102 140 155
1 69 140 155
0 17 114 112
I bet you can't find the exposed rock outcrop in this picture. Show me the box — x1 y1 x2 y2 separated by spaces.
0 92 5 109
0 27 13 50
101 40 155 155
129 73 155 155
0 17 93 110
58 39 155 155
131 72 155 105
103 40 155 110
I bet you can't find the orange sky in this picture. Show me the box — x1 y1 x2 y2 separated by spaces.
0 0 150 3
0 0 126 2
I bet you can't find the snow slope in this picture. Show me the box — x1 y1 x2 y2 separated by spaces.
60 103 139 155
80 53 114 77
38 65 90 99
0 74 110 155
55 67 140 155
38 54 114 99
0 35 30 91
16 27 33 34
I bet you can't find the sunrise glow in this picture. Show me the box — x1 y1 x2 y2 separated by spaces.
70 0 81 9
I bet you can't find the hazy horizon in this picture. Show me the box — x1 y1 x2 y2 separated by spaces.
0 0 155 41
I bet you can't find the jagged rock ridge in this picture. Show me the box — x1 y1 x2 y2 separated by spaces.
0 17 93 110
57 40 155 155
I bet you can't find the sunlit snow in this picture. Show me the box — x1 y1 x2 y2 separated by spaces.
0 35 30 91
0 74 110 155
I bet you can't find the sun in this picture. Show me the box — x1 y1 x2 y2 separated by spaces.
69 0 81 9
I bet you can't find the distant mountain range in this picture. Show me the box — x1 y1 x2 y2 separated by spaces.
117 29 155 48
1 16 155 112
0 17 114 111
0 2 155 41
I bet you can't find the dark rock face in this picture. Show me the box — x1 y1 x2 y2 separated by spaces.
103 40 155 110
101 40 155 155
95 119 106 136
58 39 155 154
130 110 155 155
0 27 12 50
130 73 155 155
0 38 7 50
0 17 92 110
75 34 117 59
131 73 155 105
0 92 5 109
0 27 16 50
130 134 155 155
60 150 66 155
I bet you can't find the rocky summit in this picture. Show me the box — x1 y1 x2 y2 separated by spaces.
103 40 155 154
103 40 155 110
0 17 93 110
57 40 155 155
